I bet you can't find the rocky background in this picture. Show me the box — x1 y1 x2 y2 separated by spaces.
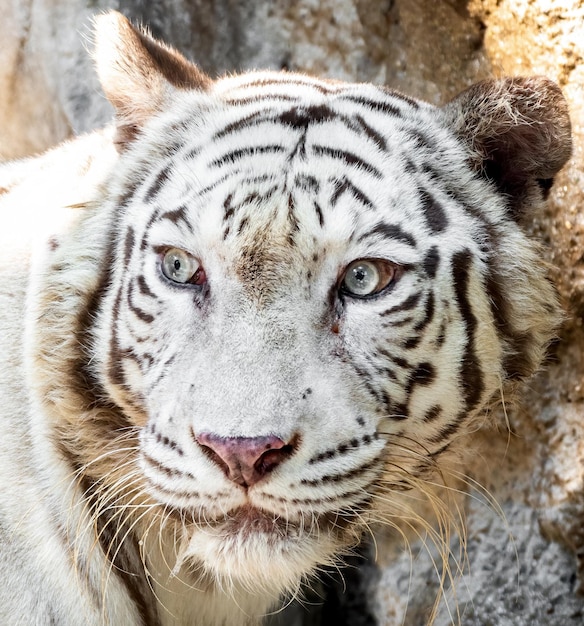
1 1 583 624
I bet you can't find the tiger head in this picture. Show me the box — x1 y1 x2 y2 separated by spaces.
31 10 571 611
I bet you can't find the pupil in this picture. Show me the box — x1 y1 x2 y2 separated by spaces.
355 269 366 282
173 259 181 271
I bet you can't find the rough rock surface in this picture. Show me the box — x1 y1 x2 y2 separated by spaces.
1 1 583 624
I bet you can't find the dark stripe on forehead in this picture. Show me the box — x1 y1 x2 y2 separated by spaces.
406 128 437 152
360 222 416 248
279 104 337 127
419 189 448 233
330 176 374 210
209 144 286 168
117 178 141 208
377 86 421 108
224 93 299 106
337 94 405 117
235 76 338 94
140 207 162 251
159 205 193 232
312 145 383 179
144 164 171 202
211 106 390 173
295 174 320 193
196 171 242 197
213 109 268 139
418 163 488 225
354 114 387 152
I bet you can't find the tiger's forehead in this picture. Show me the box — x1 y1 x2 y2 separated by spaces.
123 74 475 270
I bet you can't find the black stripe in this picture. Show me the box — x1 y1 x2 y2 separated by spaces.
423 405 442 422
423 246 440 278
223 192 236 222
237 76 337 93
406 362 436 397
315 202 325 226
295 174 320 193
451 249 484 412
159 205 193 232
213 109 269 139
330 176 374 209
196 171 242 197
140 208 162 251
338 94 405 116
288 193 300 243
354 114 387 152
381 292 422 316
486 267 534 379
420 189 448 233
279 104 337 128
386 316 414 328
419 163 488 225
413 291 435 332
222 187 279 225
108 289 126 388
313 145 383 179
427 409 467 444
406 128 436 151
389 402 409 420
144 165 171 202
210 144 286 168
359 221 416 247
378 86 421 108
123 227 135 266
127 283 155 324
403 336 420 350
225 93 299 106
382 351 411 370
117 179 140 208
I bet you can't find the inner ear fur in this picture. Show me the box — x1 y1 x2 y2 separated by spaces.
93 11 211 147
442 77 572 215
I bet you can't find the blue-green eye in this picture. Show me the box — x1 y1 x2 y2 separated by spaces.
161 248 206 285
342 259 397 297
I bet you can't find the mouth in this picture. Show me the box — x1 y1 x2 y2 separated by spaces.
170 502 355 591
206 504 291 539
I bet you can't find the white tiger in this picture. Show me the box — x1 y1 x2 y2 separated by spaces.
0 11 571 626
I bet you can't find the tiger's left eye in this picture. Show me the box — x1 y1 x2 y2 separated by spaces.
161 248 206 285
342 259 397 298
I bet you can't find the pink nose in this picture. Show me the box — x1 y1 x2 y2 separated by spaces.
196 433 295 487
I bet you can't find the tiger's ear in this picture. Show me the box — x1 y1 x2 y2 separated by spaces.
94 11 211 148
442 77 572 217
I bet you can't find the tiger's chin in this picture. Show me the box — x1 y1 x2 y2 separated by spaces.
173 505 354 595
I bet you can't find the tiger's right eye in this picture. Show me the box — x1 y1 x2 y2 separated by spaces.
161 248 206 285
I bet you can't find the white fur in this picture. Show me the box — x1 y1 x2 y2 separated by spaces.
0 12 568 626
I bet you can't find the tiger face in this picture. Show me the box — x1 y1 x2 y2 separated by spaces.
31 11 570 614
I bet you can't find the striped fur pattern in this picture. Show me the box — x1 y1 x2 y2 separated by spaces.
0 11 571 626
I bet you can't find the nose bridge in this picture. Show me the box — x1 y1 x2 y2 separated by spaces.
194 303 307 437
